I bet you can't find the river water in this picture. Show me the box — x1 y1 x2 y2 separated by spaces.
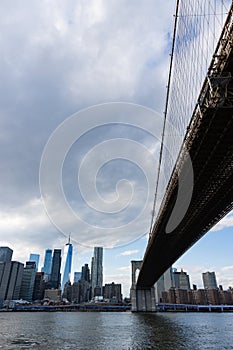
0 312 232 349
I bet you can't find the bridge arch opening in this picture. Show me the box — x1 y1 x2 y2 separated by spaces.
131 260 142 286
135 268 140 284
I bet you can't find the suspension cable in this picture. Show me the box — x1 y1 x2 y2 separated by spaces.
149 0 180 237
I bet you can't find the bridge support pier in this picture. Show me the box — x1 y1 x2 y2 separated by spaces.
131 286 156 312
130 260 156 312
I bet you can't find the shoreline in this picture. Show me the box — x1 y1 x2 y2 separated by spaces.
1 303 233 313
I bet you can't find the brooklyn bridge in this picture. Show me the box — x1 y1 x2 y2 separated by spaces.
131 0 233 311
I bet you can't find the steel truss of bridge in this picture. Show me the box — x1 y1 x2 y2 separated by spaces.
137 4 233 289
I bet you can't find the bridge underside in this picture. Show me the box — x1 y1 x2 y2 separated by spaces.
137 12 233 288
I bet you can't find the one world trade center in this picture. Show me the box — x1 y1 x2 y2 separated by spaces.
61 235 73 291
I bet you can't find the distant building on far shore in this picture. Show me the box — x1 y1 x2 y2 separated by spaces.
91 247 103 297
103 282 122 303
202 271 218 289
29 253 40 272
0 247 13 263
61 236 73 291
19 261 37 302
173 269 191 290
0 260 24 302
74 272 81 283
42 249 53 275
46 249 62 289
0 246 24 304
44 289 61 303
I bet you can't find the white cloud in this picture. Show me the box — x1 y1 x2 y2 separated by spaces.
221 265 233 272
117 266 130 271
218 266 233 288
211 213 233 232
0 198 48 232
120 250 139 256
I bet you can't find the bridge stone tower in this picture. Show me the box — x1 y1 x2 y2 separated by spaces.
130 260 156 312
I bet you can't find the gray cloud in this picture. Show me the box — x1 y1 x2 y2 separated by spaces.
0 0 174 264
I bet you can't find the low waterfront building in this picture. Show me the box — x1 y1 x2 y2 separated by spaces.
103 282 122 303
206 288 220 305
161 287 233 306
175 289 189 304
219 289 233 304
168 287 176 304
188 290 195 304
193 289 208 305
44 289 62 303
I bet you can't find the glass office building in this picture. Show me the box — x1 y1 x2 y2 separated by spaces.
42 249 53 275
29 253 40 271
61 237 73 291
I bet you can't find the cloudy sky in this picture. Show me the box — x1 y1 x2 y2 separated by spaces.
0 0 232 297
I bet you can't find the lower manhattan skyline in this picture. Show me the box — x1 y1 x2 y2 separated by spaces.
2 222 233 299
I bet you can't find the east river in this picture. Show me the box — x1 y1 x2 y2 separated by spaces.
0 312 233 349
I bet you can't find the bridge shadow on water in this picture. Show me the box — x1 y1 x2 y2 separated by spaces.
129 312 233 350
129 313 189 350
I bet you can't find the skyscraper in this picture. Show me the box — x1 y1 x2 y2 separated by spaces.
29 253 40 271
80 264 91 302
173 269 191 290
61 236 73 291
81 264 90 282
154 267 174 303
0 261 24 301
164 267 174 290
0 247 24 302
0 247 13 263
48 249 62 289
74 272 81 283
19 261 37 301
42 249 53 275
202 271 218 289
33 272 45 301
179 269 191 290
91 247 103 297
